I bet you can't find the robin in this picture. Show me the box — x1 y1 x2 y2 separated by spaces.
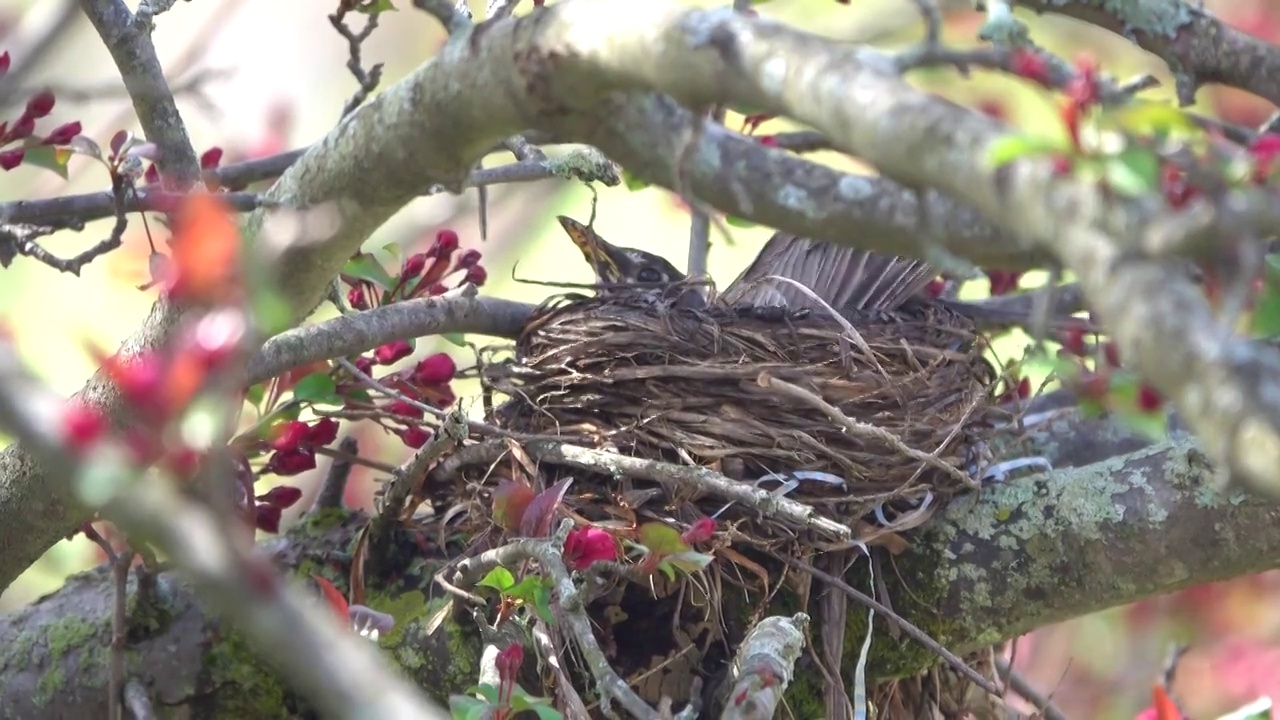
555 215 938 315
554 214 1049 479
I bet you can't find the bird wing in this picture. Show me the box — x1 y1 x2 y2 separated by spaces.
719 233 936 313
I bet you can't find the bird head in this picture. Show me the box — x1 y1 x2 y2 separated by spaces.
556 215 686 288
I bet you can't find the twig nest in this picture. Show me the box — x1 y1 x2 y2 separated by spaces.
483 287 1000 544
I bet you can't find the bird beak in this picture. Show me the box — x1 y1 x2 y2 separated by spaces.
557 215 623 282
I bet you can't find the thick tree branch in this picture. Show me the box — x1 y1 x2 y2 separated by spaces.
1 433 1267 715
5 0 1277 592
1016 0 1280 106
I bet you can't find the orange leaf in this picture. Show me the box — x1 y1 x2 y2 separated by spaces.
1150 684 1181 720
167 192 242 305
312 575 349 620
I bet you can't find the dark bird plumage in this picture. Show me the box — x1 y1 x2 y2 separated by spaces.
555 215 936 314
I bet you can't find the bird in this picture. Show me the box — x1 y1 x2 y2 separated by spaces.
554 215 1051 485
555 214 938 316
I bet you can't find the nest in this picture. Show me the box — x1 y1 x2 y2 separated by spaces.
478 285 1001 549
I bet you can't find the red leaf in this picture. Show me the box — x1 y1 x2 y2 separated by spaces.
312 575 350 619
166 193 242 305
492 478 536 531
518 477 573 538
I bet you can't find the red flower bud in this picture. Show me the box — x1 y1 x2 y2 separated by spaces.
62 403 107 451
144 164 159 185
41 121 81 146
353 355 374 376
8 114 35 142
386 400 423 420
454 248 482 269
402 252 427 278
347 285 368 310
426 282 448 296
400 426 431 449
0 149 24 171
373 339 412 365
413 353 456 386
254 503 283 533
495 643 524 685
0 52 10 75
1136 384 1164 413
563 526 618 570
1060 325 1088 357
985 269 1022 297
270 420 310 452
1103 342 1122 368
758 135 778 147
430 229 459 257
257 484 304 509
1009 48 1052 86
25 90 55 119
264 448 317 477
200 146 223 169
463 265 488 286
681 516 717 545
306 417 339 446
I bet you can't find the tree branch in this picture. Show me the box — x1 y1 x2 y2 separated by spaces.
1015 0 1280 106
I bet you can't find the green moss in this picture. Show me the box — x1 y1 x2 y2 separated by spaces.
301 506 350 534
46 615 101 659
202 628 290 716
34 665 65 707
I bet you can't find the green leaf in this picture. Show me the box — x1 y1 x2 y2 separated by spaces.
244 383 266 409
1104 145 1161 197
622 169 650 192
343 254 396 291
532 583 554 625
355 0 396 12
504 575 545 603
1104 101 1198 139
637 522 689 556
476 567 515 593
985 133 1069 168
447 694 491 720
464 684 501 703
291 373 338 404
442 332 467 348
1252 285 1280 339
22 145 72 178
665 550 714 574
724 215 756 228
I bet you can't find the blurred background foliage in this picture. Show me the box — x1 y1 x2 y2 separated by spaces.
0 0 1276 717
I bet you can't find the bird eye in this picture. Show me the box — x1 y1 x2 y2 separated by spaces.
637 267 663 283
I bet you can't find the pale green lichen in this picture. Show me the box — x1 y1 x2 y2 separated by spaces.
1034 0 1197 39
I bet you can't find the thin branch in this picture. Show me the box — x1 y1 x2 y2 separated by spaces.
995 657 1069 720
719 613 809 720
435 438 856 542
329 5 385 117
76 0 201 187
313 435 357 511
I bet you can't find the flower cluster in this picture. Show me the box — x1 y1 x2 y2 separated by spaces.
0 70 83 171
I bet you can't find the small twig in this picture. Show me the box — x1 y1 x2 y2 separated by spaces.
374 409 467 528
110 548 136 720
434 439 855 542
994 657 1069 720
759 374 978 489
719 613 809 720
329 5 385 117
314 442 399 474
782 555 1000 696
314 435 358 510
